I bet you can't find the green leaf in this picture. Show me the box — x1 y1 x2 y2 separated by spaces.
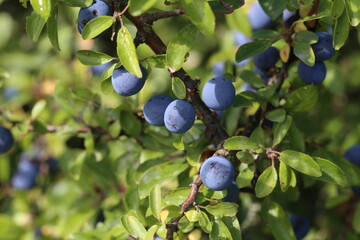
353 203 360 233
239 70 265 88
210 218 232 240
292 10 331 25
331 0 345 19
149 185 162 220
224 136 260 150
19 0 28 7
68 151 86 180
122 215 147 240
344 0 360 26
198 211 212 233
235 39 274 62
129 0 158 16
313 157 347 186
252 29 279 40
236 165 254 188
100 62 117 81
30 0 51 20
117 26 142 77
185 210 201 222
32 120 48 134
31 99 46 119
261 200 297 240
145 54 167 68
62 0 92 7
225 9 251 37
284 85 318 112
272 115 292 146
163 187 192 206
259 0 287 20
0 215 23 239
279 161 297 192
76 50 113 65
294 42 315 66
145 225 158 240
119 110 142 138
26 11 46 42
167 24 198 71
139 163 188 199
333 11 350 50
222 216 242 240
81 15 113 40
266 109 286 123
101 78 113 94
172 77 187 99
294 31 319 44
205 202 238 217
47 6 60 50
180 0 215 36
280 150 322 177
255 166 278 198
202 186 227 200
54 82 76 116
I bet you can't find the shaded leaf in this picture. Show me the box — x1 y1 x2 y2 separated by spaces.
26 11 46 42
261 200 297 240
255 166 278 198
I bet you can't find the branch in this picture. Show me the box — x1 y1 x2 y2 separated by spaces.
142 9 184 24
165 176 202 240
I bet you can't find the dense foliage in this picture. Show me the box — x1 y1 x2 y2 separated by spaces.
1 0 360 239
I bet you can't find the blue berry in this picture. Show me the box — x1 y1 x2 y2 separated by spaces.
164 100 196 134
283 9 298 27
222 181 240 202
212 61 225 76
200 156 234 191
312 32 335 61
202 76 235 111
0 126 14 154
253 46 279 71
344 144 360 166
111 65 147 96
91 61 113 76
290 215 311 239
248 2 274 31
298 61 326 85
143 95 173 126
78 0 113 35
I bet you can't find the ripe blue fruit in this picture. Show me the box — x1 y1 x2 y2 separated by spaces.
290 215 311 239
143 95 173 126
248 2 274 31
312 32 335 61
77 0 113 35
344 144 360 166
202 76 235 111
253 46 279 71
91 62 113 76
298 61 326 85
0 126 14 154
222 181 240 202
200 156 234 191
164 100 196 134
212 61 225 76
283 9 298 27
11 155 39 190
111 65 147 96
